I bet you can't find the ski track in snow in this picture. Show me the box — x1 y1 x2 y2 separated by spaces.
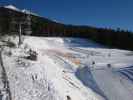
0 36 133 100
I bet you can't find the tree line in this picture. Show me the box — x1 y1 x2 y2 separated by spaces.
0 7 133 51
31 16 133 50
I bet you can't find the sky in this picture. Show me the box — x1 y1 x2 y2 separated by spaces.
0 0 133 31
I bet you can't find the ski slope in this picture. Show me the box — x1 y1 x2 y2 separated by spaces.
0 36 133 100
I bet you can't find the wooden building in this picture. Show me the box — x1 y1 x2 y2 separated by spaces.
0 6 32 35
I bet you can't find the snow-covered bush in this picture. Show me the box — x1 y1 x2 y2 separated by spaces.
25 49 38 61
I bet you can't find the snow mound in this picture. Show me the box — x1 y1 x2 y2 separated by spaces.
75 66 107 99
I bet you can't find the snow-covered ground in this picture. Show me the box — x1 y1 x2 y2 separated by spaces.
0 35 133 100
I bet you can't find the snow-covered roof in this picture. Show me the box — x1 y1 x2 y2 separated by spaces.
4 5 21 12
4 5 39 17
22 9 39 16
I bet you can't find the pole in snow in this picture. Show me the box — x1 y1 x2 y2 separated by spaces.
18 23 22 46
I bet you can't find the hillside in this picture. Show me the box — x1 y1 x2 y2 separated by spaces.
0 5 133 50
0 35 133 100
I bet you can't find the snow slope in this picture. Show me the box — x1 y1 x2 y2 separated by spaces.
0 36 133 100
